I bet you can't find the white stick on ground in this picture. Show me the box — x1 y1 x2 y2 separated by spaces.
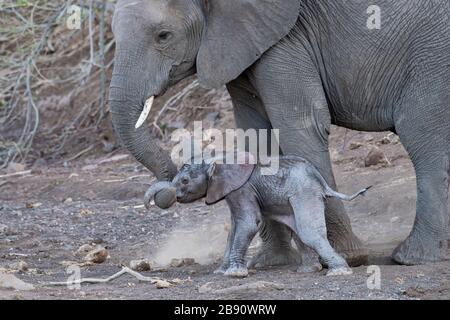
47 267 166 286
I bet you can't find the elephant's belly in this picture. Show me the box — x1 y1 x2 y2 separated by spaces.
330 107 396 133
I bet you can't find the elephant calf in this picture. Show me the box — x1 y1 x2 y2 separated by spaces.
145 155 370 277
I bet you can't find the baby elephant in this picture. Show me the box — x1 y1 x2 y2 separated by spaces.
145 155 369 277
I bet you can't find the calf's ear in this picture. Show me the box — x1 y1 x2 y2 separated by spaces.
197 0 300 88
205 161 255 205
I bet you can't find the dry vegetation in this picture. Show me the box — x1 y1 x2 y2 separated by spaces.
0 0 230 172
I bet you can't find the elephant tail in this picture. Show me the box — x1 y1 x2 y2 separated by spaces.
308 165 371 201
324 186 372 201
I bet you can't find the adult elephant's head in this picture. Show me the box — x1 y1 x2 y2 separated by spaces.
109 0 300 207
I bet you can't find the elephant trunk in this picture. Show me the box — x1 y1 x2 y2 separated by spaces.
109 53 178 208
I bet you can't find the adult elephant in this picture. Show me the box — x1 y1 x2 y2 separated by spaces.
109 0 450 266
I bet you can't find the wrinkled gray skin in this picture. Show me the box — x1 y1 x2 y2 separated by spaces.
152 157 370 277
109 0 450 266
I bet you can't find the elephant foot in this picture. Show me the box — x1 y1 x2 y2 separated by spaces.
329 232 368 267
224 266 249 278
248 245 300 269
214 264 228 275
392 233 448 265
326 266 353 276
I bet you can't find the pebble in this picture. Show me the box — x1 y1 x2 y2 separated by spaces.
364 147 390 167
155 280 171 289
349 142 363 150
15 261 29 272
380 133 400 145
170 259 184 268
130 259 152 272
25 202 42 209
83 246 108 264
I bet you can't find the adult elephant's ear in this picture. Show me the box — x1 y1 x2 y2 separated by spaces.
205 153 256 205
197 0 300 88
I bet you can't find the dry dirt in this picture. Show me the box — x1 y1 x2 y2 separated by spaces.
1 126 450 300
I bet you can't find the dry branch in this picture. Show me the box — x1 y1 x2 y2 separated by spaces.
47 266 171 287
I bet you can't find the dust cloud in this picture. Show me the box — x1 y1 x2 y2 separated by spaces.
151 215 229 266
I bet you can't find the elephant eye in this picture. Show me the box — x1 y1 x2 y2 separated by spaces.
181 177 189 185
157 31 173 43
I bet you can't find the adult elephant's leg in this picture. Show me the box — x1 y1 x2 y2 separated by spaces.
247 42 367 266
392 92 450 265
226 75 301 268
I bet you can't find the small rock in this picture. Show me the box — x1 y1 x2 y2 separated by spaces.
83 246 108 264
182 258 195 266
80 208 95 216
63 197 73 204
380 136 391 145
15 261 29 272
349 142 363 150
25 202 42 209
170 259 184 268
364 147 390 167
130 259 152 272
76 244 94 255
0 273 34 291
380 133 400 145
155 280 171 289
154 188 177 210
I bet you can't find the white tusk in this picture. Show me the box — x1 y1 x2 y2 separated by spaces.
135 96 154 129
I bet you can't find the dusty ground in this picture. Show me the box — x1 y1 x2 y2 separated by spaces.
1 126 449 300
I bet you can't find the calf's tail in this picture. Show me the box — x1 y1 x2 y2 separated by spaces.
324 186 372 201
